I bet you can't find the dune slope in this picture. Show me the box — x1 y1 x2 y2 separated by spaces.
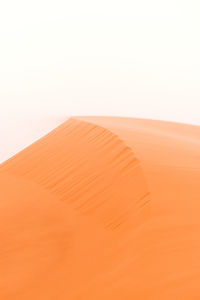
0 116 200 299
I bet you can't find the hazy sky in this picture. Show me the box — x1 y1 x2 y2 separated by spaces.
0 0 200 162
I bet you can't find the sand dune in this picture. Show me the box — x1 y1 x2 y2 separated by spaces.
0 116 200 299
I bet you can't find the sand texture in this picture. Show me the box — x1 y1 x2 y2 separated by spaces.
0 116 200 299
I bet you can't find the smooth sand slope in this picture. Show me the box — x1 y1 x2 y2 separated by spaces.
0 116 200 299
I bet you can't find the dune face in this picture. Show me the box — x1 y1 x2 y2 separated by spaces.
0 117 200 299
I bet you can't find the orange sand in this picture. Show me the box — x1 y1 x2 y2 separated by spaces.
0 116 200 299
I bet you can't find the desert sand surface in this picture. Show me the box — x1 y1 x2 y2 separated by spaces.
0 116 200 299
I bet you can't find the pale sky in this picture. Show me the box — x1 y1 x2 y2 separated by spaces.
0 0 200 162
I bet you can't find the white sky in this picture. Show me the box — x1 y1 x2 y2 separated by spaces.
0 0 200 162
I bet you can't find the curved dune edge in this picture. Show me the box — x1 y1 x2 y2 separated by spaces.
0 116 200 300
0 117 150 230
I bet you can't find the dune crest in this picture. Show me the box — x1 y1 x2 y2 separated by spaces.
0 118 150 231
